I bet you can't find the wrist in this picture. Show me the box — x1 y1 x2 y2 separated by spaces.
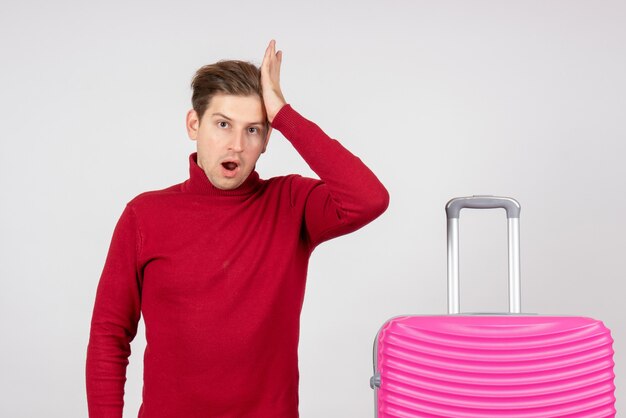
270 104 299 133
267 100 287 124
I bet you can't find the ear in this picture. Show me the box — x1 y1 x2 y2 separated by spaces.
186 109 200 140
262 126 272 153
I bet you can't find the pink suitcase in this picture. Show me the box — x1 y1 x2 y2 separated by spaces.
371 196 616 417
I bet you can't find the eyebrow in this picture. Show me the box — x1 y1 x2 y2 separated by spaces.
211 112 265 126
211 112 232 121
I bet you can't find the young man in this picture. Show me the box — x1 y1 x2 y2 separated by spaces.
86 40 389 418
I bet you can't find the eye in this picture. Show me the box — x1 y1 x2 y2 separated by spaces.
248 127 259 134
218 121 229 128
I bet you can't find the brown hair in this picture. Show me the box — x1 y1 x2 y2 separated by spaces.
190 60 264 125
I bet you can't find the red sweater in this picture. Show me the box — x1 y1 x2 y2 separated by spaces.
86 105 389 418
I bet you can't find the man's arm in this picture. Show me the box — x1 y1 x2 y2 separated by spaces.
86 204 142 418
261 40 389 247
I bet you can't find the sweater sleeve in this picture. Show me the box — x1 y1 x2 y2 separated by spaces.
271 104 389 248
86 204 143 418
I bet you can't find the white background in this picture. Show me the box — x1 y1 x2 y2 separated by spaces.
1 0 624 416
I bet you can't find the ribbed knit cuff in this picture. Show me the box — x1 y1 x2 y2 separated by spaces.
271 104 308 139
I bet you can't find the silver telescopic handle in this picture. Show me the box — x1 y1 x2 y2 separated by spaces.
445 196 522 315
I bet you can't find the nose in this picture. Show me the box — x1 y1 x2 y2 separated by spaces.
229 130 244 152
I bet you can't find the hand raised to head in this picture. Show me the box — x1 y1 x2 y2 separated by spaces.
261 39 287 124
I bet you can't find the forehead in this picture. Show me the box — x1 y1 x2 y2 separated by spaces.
204 94 265 124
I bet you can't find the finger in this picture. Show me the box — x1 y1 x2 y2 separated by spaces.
262 40 273 68
274 51 282 78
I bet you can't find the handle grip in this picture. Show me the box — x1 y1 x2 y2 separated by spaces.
445 196 521 314
446 195 521 219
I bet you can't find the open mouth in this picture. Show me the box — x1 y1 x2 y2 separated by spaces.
221 161 240 178
222 161 239 171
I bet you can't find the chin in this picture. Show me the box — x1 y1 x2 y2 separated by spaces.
217 179 243 190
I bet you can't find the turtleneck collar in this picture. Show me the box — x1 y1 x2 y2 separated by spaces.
182 152 262 196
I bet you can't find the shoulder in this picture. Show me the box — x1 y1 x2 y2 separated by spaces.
263 174 321 191
126 182 184 211
263 174 322 207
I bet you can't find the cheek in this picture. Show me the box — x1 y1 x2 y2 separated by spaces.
246 141 265 156
198 129 228 149
248 135 266 148
211 128 229 141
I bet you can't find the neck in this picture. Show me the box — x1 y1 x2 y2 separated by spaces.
182 152 261 197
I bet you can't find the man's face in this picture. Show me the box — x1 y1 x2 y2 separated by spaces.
186 94 270 190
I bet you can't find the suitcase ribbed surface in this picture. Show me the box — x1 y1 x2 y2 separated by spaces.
375 315 616 417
